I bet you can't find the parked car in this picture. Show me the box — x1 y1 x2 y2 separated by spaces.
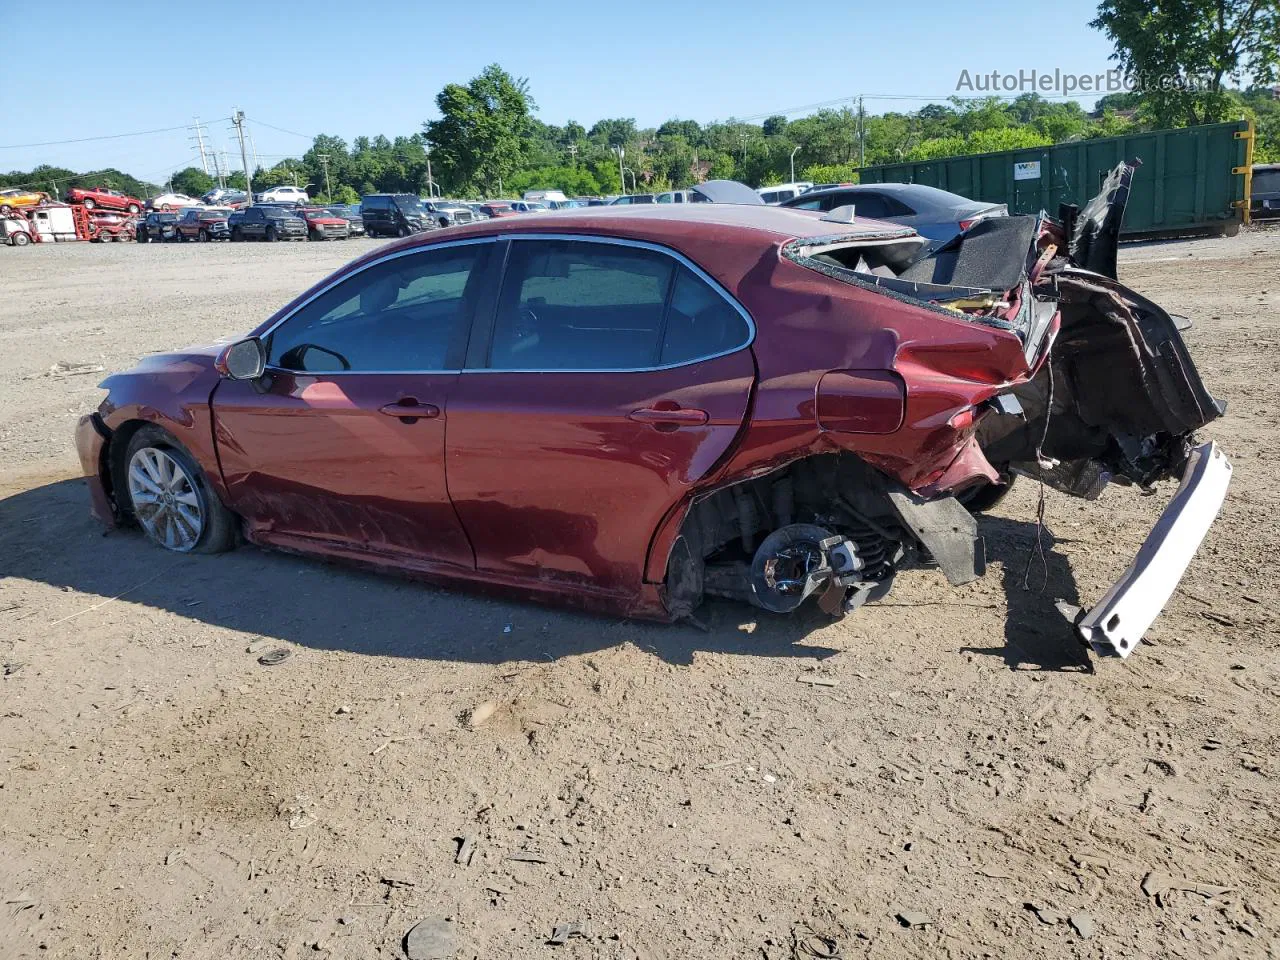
477 202 516 218
361 194 433 237
508 200 550 214
0 187 48 213
325 205 365 236
228 205 307 241
65 185 143 214
147 193 200 212
295 207 351 240
73 163 1229 660
202 188 248 207
654 181 765 206
89 211 135 242
655 190 710 204
781 183 1007 245
1251 164 1280 220
420 200 478 227
608 194 656 205
756 182 814 204
174 207 232 242
258 185 309 204
135 211 181 243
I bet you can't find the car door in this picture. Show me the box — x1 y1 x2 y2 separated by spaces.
446 236 756 600
212 239 496 569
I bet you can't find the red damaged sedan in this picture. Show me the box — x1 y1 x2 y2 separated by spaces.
75 163 1230 659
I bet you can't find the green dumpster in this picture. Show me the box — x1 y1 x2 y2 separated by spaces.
859 120 1255 237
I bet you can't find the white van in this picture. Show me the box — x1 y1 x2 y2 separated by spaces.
523 189 569 207
757 182 814 205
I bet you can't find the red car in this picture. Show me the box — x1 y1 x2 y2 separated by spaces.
479 202 517 218
65 185 143 214
294 206 351 240
75 164 1229 659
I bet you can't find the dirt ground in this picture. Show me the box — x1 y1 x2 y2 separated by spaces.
1 227 1278 960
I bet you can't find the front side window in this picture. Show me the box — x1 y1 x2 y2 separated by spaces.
486 240 750 371
789 197 823 211
267 244 485 373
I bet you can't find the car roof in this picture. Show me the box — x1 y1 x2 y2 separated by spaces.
391 203 913 247
798 181 978 207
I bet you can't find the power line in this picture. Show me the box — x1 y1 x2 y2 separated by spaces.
0 121 226 150
245 117 315 140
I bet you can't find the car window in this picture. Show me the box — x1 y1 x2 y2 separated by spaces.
849 192 888 218
489 240 674 370
661 266 751 365
486 240 750 371
267 245 484 374
879 195 915 216
760 191 779 204
789 197 823 211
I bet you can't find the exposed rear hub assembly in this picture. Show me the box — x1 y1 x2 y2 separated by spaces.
748 523 885 615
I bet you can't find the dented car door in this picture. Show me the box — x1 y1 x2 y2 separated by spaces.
211 242 495 569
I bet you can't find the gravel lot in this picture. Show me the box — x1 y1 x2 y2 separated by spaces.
1 227 1278 959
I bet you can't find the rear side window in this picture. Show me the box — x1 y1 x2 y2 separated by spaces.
880 195 915 216
848 192 913 218
661 267 750 365
486 239 750 371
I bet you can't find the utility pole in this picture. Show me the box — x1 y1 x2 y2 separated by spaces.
247 128 261 172
567 143 578 167
857 96 866 168
613 145 625 194
189 117 210 175
318 153 332 201
790 145 800 184
424 145 436 197
231 111 252 204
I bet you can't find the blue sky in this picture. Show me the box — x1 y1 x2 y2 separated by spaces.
3 0 1119 181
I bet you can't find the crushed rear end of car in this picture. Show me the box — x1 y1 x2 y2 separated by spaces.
661 163 1228 659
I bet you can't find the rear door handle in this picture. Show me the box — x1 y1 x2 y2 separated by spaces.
379 399 440 421
628 406 709 426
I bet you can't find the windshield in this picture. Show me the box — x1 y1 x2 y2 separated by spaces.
526 202 549 211
1255 170 1280 193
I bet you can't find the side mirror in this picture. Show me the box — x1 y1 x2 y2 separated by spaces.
218 338 266 380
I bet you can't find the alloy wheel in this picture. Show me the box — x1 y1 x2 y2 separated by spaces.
127 446 204 552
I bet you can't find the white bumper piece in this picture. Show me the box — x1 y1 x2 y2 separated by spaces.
1078 442 1232 658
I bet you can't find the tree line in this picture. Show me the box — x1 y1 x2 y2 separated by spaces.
4 0 1278 203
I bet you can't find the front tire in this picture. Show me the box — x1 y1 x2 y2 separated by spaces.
265 226 277 242
127 203 141 214
12 231 31 246
82 197 96 209
123 426 236 554
198 229 209 242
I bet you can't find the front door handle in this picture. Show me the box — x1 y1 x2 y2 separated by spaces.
628 405 709 427
379 399 440 422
